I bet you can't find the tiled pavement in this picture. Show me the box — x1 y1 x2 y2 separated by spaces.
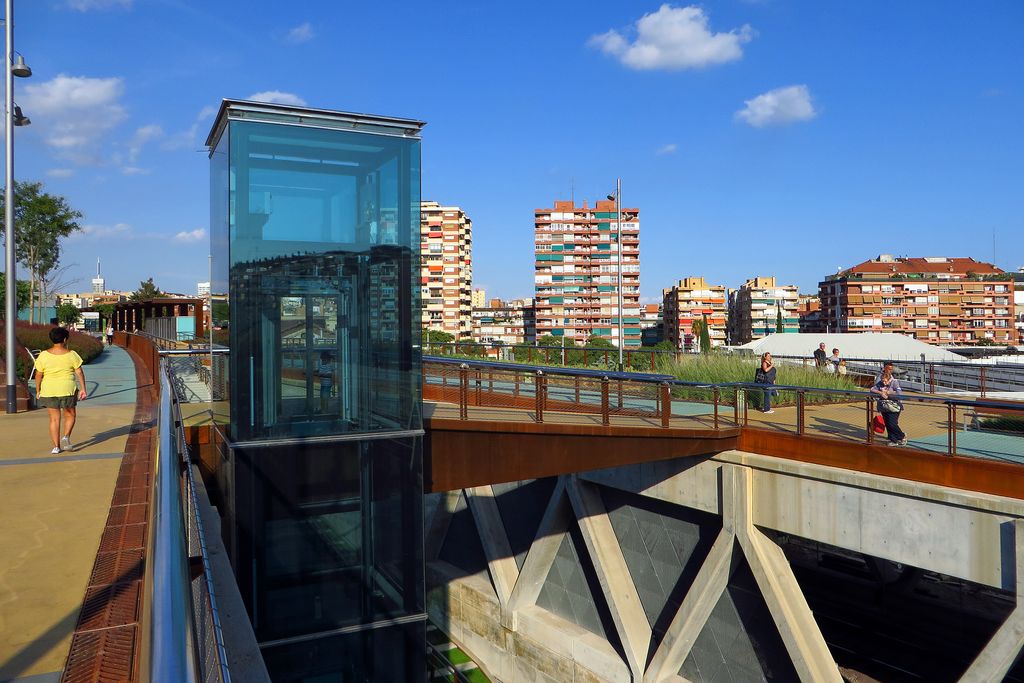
0 345 156 683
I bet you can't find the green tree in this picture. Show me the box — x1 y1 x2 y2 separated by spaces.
585 335 615 349
130 278 165 302
56 302 81 326
0 273 31 317
94 303 116 328
698 313 712 354
0 181 83 323
776 303 784 333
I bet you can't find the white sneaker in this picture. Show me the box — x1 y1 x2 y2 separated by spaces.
51 447 61 455
762 410 775 414
61 436 73 452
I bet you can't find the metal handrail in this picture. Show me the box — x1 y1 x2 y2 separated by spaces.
423 357 1024 414
141 364 201 682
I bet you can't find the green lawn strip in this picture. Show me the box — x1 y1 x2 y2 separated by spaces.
443 648 472 666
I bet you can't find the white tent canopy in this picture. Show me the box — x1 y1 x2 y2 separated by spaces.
733 333 963 362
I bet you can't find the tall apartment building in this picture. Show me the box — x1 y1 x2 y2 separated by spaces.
818 255 1013 345
534 199 641 347
727 276 800 344
420 201 473 338
640 303 664 346
471 298 536 347
662 277 727 350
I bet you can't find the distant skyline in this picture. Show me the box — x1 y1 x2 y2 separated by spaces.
7 1 1023 301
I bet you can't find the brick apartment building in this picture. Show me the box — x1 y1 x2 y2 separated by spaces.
534 199 641 347
727 276 800 344
420 201 473 338
662 277 727 350
818 255 1014 345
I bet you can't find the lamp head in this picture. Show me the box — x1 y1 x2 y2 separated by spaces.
11 54 31 78
606 194 615 201
13 105 31 126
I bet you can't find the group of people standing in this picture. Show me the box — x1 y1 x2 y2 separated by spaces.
752 344 908 446
813 342 847 375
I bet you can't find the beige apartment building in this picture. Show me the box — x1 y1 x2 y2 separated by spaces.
534 199 641 347
818 255 1013 345
420 201 473 338
728 276 800 344
471 298 536 347
662 277 727 350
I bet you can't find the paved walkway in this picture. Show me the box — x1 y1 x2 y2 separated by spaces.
0 345 142 683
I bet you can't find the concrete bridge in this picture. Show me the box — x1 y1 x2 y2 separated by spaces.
421 359 1024 682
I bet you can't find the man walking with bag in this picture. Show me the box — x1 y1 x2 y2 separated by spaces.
871 362 907 446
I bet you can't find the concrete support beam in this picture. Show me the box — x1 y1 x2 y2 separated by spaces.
466 485 520 609
568 477 652 681
725 465 842 683
507 477 568 628
961 518 1024 683
643 530 734 682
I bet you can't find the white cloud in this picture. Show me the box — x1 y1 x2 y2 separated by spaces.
656 143 678 155
73 222 133 239
588 4 753 70
47 168 75 178
162 105 218 151
735 84 817 127
126 123 163 163
120 166 149 176
68 0 132 10
174 228 207 243
285 22 314 44
247 90 307 106
21 74 127 162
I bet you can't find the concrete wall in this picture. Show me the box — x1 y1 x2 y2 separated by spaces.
426 452 1024 682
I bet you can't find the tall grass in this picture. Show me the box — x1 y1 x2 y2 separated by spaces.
660 354 859 407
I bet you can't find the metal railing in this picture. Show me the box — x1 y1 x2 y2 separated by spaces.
766 353 1024 397
423 356 1024 463
141 361 231 683
425 342 1024 396
423 340 674 372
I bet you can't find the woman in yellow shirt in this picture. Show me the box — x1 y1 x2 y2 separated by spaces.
33 327 88 454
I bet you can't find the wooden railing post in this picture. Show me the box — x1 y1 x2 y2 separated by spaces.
513 370 520 398
575 376 580 403
734 388 740 425
866 397 874 444
617 378 623 409
712 387 719 429
796 390 805 435
948 403 956 455
980 366 987 398
929 363 935 393
535 370 545 423
475 368 482 406
458 364 469 420
601 377 610 426
650 351 656 373
661 382 671 428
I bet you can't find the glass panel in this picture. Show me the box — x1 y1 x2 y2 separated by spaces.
237 436 424 642
225 119 421 441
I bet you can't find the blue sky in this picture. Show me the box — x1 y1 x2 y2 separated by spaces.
10 0 1024 301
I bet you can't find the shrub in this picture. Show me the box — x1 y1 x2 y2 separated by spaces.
662 354 859 407
13 322 103 364
980 416 1024 434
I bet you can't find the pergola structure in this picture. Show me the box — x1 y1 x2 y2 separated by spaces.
113 297 205 338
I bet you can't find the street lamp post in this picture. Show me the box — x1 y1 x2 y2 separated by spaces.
4 0 31 414
608 179 623 369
